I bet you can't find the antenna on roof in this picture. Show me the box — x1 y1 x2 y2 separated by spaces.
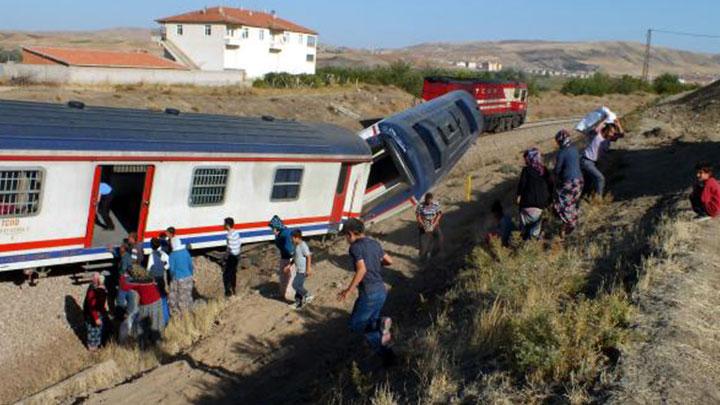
271 10 277 19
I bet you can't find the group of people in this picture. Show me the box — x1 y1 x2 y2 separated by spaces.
83 229 195 350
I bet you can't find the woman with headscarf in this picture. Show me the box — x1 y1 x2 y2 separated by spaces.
552 130 584 236
83 272 108 351
268 215 296 301
516 147 552 240
168 237 194 315
122 266 164 346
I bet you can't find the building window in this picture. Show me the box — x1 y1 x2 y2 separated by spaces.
189 167 229 207
307 35 317 47
176 24 183 36
227 28 236 37
271 168 303 201
306 54 315 62
0 168 43 218
259 29 265 40
242 28 249 39
283 32 290 43
204 25 212 36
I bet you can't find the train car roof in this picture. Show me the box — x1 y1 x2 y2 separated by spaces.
0 100 371 158
424 75 526 86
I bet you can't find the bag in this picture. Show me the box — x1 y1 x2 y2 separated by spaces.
149 251 165 278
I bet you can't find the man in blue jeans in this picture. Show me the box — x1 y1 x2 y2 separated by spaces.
581 122 623 196
337 218 396 366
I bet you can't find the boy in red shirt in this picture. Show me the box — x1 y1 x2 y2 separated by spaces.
690 161 720 220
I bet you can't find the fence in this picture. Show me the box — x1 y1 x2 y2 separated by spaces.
0 63 249 87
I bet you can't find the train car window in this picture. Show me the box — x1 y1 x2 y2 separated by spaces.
449 111 467 137
413 124 442 171
514 88 521 98
189 167 229 207
0 168 44 218
454 100 479 133
271 168 304 201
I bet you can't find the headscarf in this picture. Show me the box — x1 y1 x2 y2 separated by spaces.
171 237 186 252
268 215 286 231
523 147 546 176
555 129 572 148
91 272 105 288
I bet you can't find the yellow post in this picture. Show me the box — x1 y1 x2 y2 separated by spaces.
465 174 472 202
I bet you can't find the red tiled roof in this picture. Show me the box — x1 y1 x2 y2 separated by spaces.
22 46 187 70
156 7 317 35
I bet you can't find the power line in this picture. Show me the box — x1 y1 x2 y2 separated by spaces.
652 29 720 39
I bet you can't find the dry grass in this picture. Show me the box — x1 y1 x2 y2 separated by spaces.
637 216 695 291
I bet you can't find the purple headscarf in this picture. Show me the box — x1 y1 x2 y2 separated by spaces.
555 129 572 148
523 147 546 175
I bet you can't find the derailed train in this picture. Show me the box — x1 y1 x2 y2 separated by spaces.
0 90 482 272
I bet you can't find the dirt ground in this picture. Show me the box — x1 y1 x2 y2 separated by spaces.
0 84 655 404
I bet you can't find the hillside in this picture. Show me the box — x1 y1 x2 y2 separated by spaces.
0 29 718 81
320 41 720 82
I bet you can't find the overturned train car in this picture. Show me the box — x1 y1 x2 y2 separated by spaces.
0 90 481 272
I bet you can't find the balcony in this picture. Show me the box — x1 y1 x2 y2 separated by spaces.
225 36 242 46
269 41 285 52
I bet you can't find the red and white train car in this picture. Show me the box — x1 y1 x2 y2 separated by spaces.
422 76 528 133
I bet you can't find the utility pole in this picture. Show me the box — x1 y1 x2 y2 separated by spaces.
641 29 652 82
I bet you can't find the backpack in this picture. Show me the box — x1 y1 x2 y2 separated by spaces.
149 251 165 278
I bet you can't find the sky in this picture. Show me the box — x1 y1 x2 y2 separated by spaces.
1 0 719 53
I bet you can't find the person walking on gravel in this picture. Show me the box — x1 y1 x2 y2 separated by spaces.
269 215 296 301
553 130 584 236
517 148 552 240
287 229 314 310
415 192 444 261
690 161 720 220
337 218 396 366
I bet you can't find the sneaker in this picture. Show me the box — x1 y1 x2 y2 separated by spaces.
380 317 392 346
303 295 315 305
694 215 712 222
289 300 303 310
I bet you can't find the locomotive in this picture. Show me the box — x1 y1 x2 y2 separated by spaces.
422 76 529 133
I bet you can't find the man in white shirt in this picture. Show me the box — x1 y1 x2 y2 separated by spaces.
223 217 241 297
581 122 622 196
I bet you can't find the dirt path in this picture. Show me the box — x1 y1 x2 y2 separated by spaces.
81 123 572 404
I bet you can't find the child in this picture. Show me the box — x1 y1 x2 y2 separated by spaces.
690 161 720 220
486 200 516 247
287 229 314 309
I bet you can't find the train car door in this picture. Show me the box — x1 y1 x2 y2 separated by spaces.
329 163 351 225
86 164 155 248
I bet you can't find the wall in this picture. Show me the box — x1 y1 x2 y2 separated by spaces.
163 23 226 71
0 63 249 86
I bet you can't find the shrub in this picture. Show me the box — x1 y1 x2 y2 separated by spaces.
561 73 651 96
652 73 698 95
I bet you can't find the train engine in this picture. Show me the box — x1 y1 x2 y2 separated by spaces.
422 76 528 133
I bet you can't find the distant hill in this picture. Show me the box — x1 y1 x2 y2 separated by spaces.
320 40 720 82
0 29 717 82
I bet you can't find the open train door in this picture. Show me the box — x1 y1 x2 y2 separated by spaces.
329 163 352 227
85 164 155 248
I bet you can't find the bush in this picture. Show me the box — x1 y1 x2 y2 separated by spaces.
652 73 698 95
0 47 21 63
561 73 651 96
254 64 545 97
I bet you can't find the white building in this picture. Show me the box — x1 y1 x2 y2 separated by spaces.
156 6 318 78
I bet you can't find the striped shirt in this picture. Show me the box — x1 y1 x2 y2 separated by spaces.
227 230 241 256
416 201 442 229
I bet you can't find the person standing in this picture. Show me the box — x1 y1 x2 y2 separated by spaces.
580 122 623 196
553 130 584 236
96 182 115 231
168 237 194 315
516 148 552 240
83 272 108 351
487 200 516 247
223 217 241 297
690 161 720 220
127 232 145 265
288 229 314 310
147 237 170 325
415 193 444 261
269 216 296 301
337 218 395 366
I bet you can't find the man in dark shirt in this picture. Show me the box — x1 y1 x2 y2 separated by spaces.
338 218 396 366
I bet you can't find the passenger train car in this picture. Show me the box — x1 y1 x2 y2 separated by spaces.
0 90 481 272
